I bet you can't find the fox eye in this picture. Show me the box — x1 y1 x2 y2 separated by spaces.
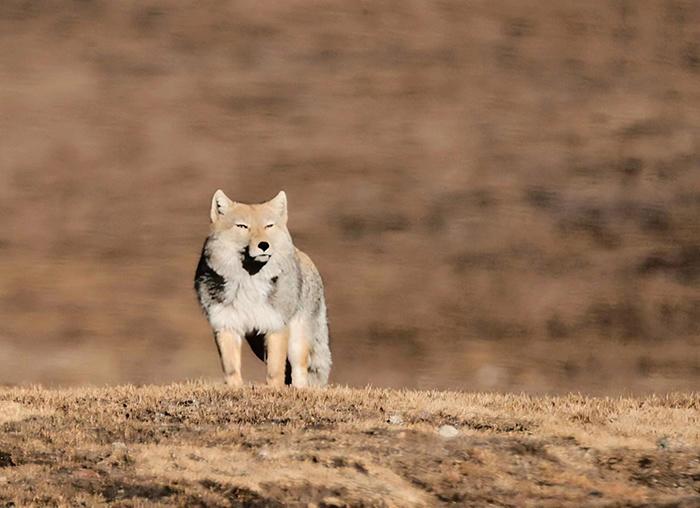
235 224 249 229
265 223 275 229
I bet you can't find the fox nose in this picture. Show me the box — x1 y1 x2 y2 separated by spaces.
258 241 269 252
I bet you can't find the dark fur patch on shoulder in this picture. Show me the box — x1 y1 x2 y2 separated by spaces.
267 276 281 305
194 240 226 304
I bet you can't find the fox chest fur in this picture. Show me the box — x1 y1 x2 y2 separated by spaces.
208 277 283 335
195 242 300 336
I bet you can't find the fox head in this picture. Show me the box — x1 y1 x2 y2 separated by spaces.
209 189 293 274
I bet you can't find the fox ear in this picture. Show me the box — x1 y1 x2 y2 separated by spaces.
210 189 233 223
269 190 288 223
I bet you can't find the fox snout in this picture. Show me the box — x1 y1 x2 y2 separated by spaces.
248 239 271 258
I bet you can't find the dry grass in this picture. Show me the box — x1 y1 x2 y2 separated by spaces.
0 383 698 506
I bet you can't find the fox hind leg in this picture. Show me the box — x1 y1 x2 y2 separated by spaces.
246 331 292 385
288 317 311 388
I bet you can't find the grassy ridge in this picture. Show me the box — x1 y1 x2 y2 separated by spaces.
0 383 699 506
1 0 699 391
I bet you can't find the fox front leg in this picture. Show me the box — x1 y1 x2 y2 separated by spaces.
265 328 289 387
214 330 243 387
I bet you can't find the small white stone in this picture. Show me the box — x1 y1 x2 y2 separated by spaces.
388 414 403 425
112 441 127 450
438 425 459 438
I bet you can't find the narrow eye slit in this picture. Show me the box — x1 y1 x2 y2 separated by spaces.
265 223 275 229
235 224 249 229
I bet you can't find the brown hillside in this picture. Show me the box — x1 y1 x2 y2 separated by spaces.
0 1 698 391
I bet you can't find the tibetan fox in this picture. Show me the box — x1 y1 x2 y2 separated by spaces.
194 190 331 387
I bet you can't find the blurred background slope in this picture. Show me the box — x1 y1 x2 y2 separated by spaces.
0 0 698 393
